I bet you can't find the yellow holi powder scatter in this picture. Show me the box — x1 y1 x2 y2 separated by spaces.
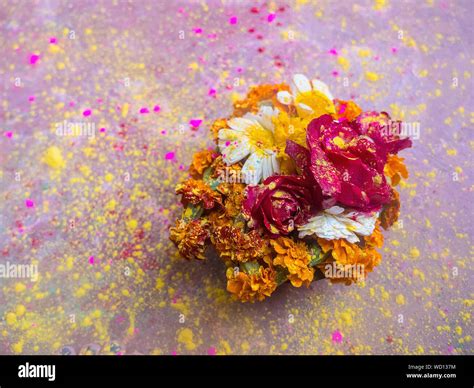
396 294 405 305
337 56 350 71
446 148 457 156
15 282 26 293
12 341 23 353
104 173 114 182
126 219 138 233
365 71 380 82
177 328 196 350
121 103 129 118
410 247 420 258
6 312 17 325
373 0 387 11
43 146 65 169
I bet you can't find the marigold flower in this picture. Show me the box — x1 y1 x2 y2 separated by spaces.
233 83 290 116
270 237 314 287
318 233 382 280
169 219 210 260
210 118 228 143
380 188 401 230
333 99 363 122
384 154 408 186
226 266 277 302
189 149 216 178
212 225 269 263
176 179 222 210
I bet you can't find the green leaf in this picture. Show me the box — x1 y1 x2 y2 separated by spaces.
275 268 289 286
182 205 203 221
308 242 326 267
241 261 260 275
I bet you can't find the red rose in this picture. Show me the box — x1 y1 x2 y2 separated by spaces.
286 114 411 212
242 175 322 237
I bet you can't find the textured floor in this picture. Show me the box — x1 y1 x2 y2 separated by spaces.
0 0 472 355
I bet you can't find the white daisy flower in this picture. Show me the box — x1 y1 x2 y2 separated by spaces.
277 74 335 117
298 206 379 243
218 106 280 185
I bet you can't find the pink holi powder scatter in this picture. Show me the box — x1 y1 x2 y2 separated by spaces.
165 151 175 160
83 109 92 117
267 13 276 22
49 37 57 44
193 28 203 34
189 119 202 128
99 127 106 133
328 48 338 56
332 330 343 343
208 88 216 96
4 131 13 138
25 199 35 208
229 16 237 25
89 256 95 265
391 47 398 54
139 107 149 114
29 54 40 65
28 96 35 102
153 105 161 112
207 347 217 355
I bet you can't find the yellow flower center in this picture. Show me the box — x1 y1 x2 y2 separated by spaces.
245 123 275 153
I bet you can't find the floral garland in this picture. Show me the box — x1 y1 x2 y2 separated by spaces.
170 74 412 302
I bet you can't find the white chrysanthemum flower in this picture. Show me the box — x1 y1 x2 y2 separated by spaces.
218 106 280 185
298 206 379 243
277 74 335 117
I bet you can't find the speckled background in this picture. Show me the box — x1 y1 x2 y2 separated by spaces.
0 0 472 355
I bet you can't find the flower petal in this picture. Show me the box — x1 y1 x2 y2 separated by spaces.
311 79 334 101
292 74 312 94
242 152 263 185
276 90 293 105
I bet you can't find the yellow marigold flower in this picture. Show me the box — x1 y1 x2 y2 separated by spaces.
212 225 269 263
176 179 222 210
233 83 290 117
270 237 314 287
169 219 209 260
189 149 215 178
226 266 277 302
384 154 408 186
333 99 363 121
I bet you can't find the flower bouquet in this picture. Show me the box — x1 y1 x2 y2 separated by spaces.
170 74 412 302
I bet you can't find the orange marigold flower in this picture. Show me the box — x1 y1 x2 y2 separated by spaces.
318 236 382 281
365 222 384 248
380 188 400 230
210 118 228 143
233 83 290 116
384 154 408 186
270 237 314 287
169 219 209 260
333 99 363 121
218 183 246 218
226 266 277 302
189 149 215 178
176 179 222 210
212 225 269 263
